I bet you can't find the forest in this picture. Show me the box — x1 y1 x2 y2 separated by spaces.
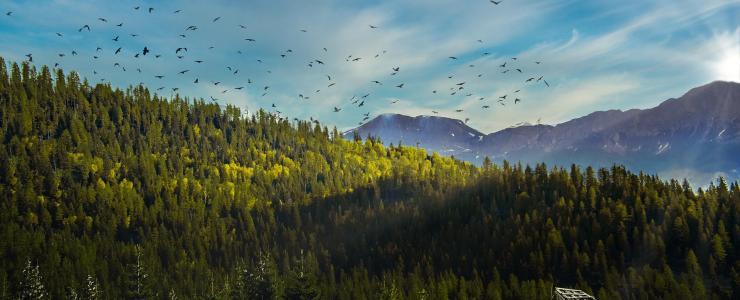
0 57 737 299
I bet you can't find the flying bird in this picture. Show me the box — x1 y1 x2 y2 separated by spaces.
212 17 221 22
396 83 404 88
115 47 122 54
142 47 149 55
78 25 91 32
176 47 187 53
490 0 503 5
98 18 107 22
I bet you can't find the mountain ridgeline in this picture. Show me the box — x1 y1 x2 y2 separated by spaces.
347 81 740 185
0 58 738 299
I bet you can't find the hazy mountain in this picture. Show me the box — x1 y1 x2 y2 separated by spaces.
344 113 485 156
347 81 740 184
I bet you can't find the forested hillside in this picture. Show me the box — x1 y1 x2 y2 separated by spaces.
0 58 738 299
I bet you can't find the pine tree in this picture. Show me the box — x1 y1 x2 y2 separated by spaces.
232 253 280 300
285 251 320 300
81 274 99 300
18 259 47 300
125 246 151 300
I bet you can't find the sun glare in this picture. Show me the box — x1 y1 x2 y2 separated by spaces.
710 30 740 82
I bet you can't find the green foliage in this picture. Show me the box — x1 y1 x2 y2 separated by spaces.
0 58 738 299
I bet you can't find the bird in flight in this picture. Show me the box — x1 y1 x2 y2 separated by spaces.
514 98 521 104
98 18 107 22
176 47 187 53
490 0 503 5
6 11 12 16
78 25 91 32
115 47 122 54
396 83 404 88
334 107 341 112
212 17 221 22
142 47 150 55
369 25 378 29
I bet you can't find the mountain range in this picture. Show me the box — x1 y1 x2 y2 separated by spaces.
345 81 740 185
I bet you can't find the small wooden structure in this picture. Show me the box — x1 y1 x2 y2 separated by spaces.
552 287 596 300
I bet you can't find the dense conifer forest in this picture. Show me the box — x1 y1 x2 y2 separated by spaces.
0 58 738 299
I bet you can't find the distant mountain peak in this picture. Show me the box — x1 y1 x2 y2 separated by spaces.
345 81 740 185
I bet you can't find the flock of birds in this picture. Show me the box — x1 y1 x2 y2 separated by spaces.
5 0 551 127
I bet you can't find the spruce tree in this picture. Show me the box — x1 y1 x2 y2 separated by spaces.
18 260 47 300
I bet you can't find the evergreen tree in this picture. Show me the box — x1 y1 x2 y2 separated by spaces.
18 260 47 300
285 251 320 300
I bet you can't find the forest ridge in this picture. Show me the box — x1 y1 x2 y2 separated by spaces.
0 58 738 299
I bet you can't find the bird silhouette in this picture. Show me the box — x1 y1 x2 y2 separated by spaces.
78 25 91 32
396 83 404 88
142 47 149 55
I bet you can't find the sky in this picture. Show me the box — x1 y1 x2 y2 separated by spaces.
0 0 738 132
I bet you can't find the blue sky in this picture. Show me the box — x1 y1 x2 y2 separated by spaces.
0 0 738 132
